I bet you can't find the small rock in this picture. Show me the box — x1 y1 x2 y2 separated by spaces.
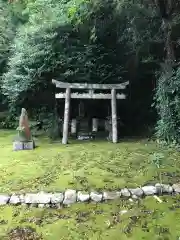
90 192 102 202
172 183 180 193
0 195 10 205
142 186 157 195
155 183 173 194
63 189 76 205
121 188 131 197
51 193 64 204
103 191 121 200
129 188 143 197
132 194 139 200
25 192 52 204
77 192 90 202
9 195 21 205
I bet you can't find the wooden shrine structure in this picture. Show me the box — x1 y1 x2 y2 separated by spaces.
52 80 129 144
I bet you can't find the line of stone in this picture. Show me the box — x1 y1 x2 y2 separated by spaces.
0 183 180 208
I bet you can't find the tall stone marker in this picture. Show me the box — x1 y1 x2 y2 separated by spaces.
13 108 35 151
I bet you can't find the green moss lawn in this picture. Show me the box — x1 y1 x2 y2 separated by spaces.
1 130 180 239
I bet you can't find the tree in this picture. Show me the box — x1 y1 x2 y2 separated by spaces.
153 0 180 142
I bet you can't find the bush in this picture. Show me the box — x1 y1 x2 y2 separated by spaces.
155 64 180 143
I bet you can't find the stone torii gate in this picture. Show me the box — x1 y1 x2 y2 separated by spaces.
52 80 129 144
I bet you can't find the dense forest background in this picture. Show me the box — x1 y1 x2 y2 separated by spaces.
0 0 180 142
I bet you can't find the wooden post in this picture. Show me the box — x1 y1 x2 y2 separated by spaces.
62 88 71 144
92 118 98 132
111 88 118 143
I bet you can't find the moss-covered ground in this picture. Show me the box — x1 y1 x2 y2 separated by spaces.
0 130 180 239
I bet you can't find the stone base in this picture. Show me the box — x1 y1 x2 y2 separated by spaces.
13 140 35 151
77 135 93 140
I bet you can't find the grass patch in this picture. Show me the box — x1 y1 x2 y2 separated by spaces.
0 130 180 239
1 196 180 239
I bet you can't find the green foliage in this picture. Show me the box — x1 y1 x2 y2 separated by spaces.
1 0 180 138
151 152 164 169
2 0 95 108
150 152 164 185
0 1 14 71
2 0 161 116
155 65 180 143
154 0 180 144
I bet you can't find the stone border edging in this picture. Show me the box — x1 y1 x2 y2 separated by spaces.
0 183 179 208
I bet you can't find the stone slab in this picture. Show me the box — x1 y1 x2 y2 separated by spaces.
13 141 23 151
13 141 35 151
23 141 34 150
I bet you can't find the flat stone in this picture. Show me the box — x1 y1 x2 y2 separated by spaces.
0 195 10 205
155 183 173 194
19 194 25 203
132 195 139 200
103 191 121 200
77 192 90 202
90 192 102 202
142 186 157 195
51 193 64 204
23 141 34 150
9 195 21 205
24 192 52 204
63 190 76 205
121 188 131 197
129 188 144 197
172 183 180 193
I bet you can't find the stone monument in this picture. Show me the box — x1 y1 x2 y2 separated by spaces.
13 108 35 151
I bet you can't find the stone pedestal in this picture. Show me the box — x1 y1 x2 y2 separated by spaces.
13 140 35 151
